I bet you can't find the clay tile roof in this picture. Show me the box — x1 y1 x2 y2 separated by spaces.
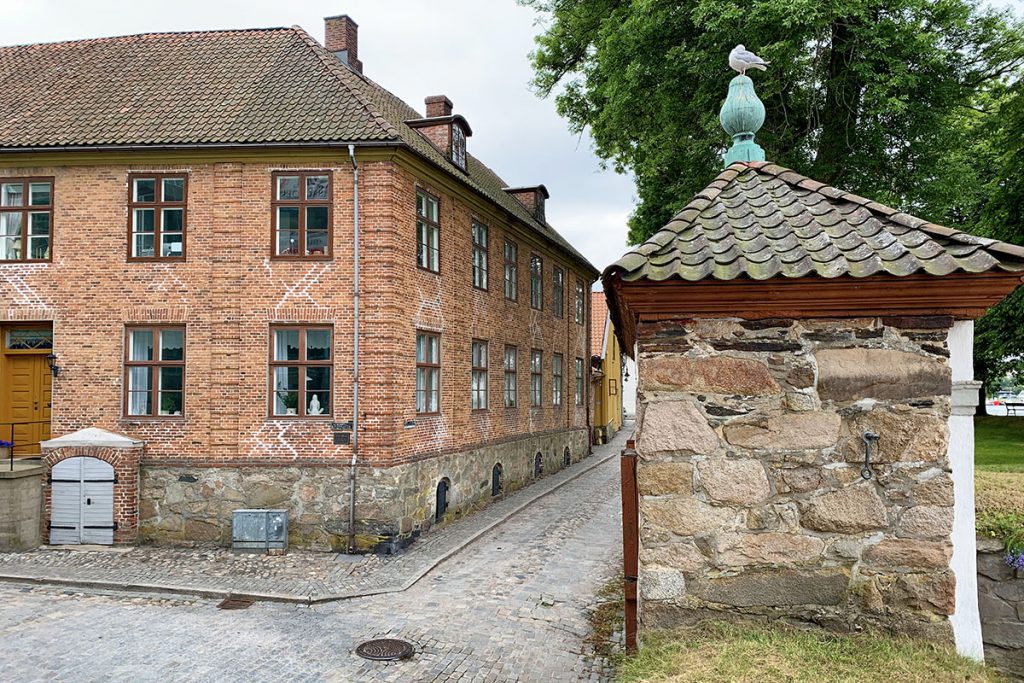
0 26 598 276
605 162 1024 284
591 296 608 357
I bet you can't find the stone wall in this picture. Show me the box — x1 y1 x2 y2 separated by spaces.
140 427 589 552
0 466 43 550
636 316 957 641
978 538 1024 676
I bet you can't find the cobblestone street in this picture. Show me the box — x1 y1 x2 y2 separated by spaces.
0 428 627 682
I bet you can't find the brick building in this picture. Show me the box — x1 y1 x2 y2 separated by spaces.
0 15 598 551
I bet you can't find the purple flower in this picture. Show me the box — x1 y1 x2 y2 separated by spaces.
0 440 13 448
1006 551 1024 571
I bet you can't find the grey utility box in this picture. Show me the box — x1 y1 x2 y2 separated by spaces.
232 509 288 553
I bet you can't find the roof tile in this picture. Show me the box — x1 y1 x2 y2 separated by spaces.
606 163 1024 283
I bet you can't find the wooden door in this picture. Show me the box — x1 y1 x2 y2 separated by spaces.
4 354 51 455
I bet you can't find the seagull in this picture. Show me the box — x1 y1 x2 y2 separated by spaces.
729 45 769 75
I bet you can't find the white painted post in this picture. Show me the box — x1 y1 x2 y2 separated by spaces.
947 320 984 661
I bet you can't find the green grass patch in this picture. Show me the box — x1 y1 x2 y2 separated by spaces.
974 417 1024 554
974 416 1024 472
617 621 1000 683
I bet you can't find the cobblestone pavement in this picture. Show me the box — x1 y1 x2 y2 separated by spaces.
0 429 627 602
0 427 628 682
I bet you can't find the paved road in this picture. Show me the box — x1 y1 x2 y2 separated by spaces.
0 435 625 682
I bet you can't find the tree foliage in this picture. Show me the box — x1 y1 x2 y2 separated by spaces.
522 0 1024 386
521 0 1024 242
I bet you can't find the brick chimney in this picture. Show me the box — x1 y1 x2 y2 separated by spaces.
425 95 453 118
504 186 550 224
325 14 362 73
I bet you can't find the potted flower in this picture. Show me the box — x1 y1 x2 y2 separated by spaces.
0 439 13 466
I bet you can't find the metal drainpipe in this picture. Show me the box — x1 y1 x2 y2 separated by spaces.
347 144 360 554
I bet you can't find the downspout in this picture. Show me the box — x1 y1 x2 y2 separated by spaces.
347 144 360 553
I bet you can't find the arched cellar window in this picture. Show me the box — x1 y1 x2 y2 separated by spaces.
563 447 571 467
435 477 451 522
534 452 543 477
491 463 503 497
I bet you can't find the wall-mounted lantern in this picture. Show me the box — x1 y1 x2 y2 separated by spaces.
46 352 60 378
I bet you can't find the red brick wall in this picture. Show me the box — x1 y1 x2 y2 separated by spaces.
0 153 592 471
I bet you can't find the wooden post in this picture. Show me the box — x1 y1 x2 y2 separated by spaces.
621 436 639 653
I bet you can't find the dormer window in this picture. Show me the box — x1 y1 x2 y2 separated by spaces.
451 124 467 170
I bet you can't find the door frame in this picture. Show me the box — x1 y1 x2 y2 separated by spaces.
0 322 54 456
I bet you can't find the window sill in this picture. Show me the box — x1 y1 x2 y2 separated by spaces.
266 415 334 421
270 256 334 262
120 416 188 424
127 257 187 263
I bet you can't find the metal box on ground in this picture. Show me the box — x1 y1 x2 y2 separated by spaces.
231 509 288 553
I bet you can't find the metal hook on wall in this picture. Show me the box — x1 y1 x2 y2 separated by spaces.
861 431 880 480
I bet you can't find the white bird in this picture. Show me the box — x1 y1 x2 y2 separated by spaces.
729 45 770 75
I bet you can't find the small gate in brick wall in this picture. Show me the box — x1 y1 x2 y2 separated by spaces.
41 427 143 545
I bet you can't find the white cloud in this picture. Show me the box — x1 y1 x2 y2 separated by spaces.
0 0 637 276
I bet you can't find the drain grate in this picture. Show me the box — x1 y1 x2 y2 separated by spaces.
217 597 255 610
355 638 415 661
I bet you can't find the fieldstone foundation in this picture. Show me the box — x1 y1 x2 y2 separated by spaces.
636 316 958 641
140 428 589 552
978 538 1024 676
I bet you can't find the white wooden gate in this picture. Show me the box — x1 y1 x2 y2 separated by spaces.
50 456 115 545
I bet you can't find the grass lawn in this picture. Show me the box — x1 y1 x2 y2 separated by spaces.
975 416 1024 472
616 622 998 682
974 417 1024 553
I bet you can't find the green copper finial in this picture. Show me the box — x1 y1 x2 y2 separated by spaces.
720 74 766 166
720 45 770 167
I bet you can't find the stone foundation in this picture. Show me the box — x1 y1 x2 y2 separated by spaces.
636 317 959 642
978 538 1024 677
140 428 589 552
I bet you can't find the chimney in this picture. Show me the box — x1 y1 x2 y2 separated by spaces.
425 95 453 118
325 14 362 73
504 186 550 224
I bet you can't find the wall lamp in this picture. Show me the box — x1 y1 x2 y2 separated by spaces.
46 352 60 378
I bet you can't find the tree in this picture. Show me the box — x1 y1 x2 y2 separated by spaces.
522 0 1024 395
521 0 1024 244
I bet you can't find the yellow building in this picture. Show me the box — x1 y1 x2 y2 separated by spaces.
591 297 624 443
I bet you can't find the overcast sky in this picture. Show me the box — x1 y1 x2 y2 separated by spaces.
2 1 1020 278
0 0 636 278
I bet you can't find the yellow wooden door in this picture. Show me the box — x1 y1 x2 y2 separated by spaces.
4 354 50 455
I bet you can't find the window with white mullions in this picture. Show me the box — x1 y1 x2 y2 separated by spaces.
0 178 53 262
471 339 488 410
472 222 488 290
530 255 543 310
575 357 585 406
270 326 332 417
416 331 441 414
575 279 586 325
530 349 543 406
125 326 185 417
553 266 565 318
503 240 518 301
272 172 332 258
416 190 440 272
129 175 187 260
553 353 564 406
504 345 518 408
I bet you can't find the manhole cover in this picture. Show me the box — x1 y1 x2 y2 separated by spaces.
355 638 415 661
217 597 255 610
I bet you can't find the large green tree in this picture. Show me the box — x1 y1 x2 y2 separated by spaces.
522 0 1023 243
523 0 1024 389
